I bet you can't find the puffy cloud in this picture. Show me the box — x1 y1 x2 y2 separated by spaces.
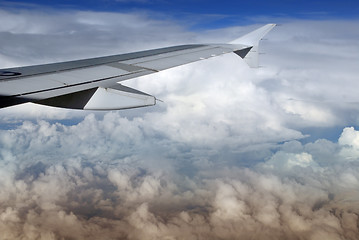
0 113 357 239
261 151 320 171
338 127 359 160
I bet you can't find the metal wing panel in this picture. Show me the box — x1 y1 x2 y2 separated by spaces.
0 45 204 81
121 45 215 65
129 46 236 71
48 65 130 85
17 70 154 100
0 77 62 96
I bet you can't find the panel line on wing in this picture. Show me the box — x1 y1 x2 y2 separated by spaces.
105 62 145 72
3 69 154 98
128 46 234 71
122 45 224 65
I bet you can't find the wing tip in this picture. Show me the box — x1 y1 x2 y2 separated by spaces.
231 23 276 68
230 23 276 46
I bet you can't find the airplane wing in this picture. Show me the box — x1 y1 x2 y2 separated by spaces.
0 24 275 110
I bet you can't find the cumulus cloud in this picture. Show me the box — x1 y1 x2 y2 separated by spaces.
0 7 359 240
261 151 320 171
338 127 359 160
0 113 357 239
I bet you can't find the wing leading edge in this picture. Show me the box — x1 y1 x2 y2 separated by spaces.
0 24 276 110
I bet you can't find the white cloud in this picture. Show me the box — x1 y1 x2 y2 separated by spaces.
338 127 359 160
262 151 320 171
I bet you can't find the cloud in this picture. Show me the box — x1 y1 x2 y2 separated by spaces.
261 151 321 171
338 127 359 160
0 113 357 239
0 8 359 240
0 8 193 67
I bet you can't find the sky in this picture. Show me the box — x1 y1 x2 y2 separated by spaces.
0 0 359 239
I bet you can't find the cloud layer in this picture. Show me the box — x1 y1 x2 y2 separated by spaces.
1 7 359 240
0 115 358 239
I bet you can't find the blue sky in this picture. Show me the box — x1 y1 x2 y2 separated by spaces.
2 0 359 28
6 0 359 16
0 1 359 239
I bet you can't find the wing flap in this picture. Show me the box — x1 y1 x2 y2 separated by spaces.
83 85 156 110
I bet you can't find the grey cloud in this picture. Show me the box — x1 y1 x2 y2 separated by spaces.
0 9 194 67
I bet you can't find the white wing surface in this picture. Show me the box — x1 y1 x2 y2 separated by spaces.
0 24 275 110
